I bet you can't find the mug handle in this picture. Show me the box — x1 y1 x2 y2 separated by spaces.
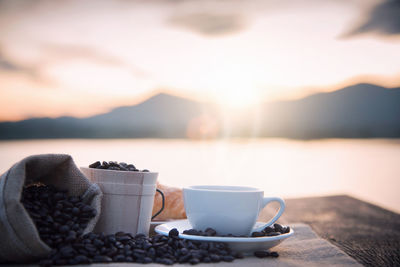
252 197 285 233
152 189 165 220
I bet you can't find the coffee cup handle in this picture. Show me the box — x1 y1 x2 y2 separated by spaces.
252 197 285 233
151 189 165 220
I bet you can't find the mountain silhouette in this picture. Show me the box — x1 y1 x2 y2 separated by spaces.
260 83 400 138
0 83 399 139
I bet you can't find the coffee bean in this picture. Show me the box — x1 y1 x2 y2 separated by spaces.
205 227 217 236
178 253 191 263
222 255 235 262
54 192 64 201
119 166 128 171
135 233 146 239
112 255 125 262
85 244 97 252
114 241 124 249
59 225 69 233
117 235 131 242
109 161 119 167
183 229 200 235
270 251 279 257
89 161 101 168
109 166 120 170
263 226 275 234
74 255 90 263
232 251 244 259
54 259 68 265
210 254 221 262
203 257 211 263
218 250 229 256
65 233 77 242
254 250 270 258
69 196 79 203
93 239 104 247
71 207 79 215
251 231 264 237
60 246 75 258
266 232 281 236
199 242 209 250
143 257 153 263
163 258 175 265
93 255 112 263
81 205 93 213
102 161 109 168
179 247 188 255
107 235 116 243
274 223 283 233
39 259 53 266
168 228 179 238
284 226 291 234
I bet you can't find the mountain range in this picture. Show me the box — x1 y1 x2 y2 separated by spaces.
0 83 399 139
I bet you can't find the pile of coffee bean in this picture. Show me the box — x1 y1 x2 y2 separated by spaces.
38 229 243 266
89 161 149 172
22 185 243 266
182 223 290 238
251 223 291 237
23 184 279 266
182 225 289 259
21 184 97 248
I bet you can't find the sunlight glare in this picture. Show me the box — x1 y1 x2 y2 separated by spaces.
210 67 262 109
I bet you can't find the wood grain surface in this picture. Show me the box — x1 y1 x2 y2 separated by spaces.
268 195 400 267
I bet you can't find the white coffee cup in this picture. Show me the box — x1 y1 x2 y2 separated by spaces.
183 185 285 236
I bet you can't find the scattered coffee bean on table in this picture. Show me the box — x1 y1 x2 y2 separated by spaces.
23 184 279 266
38 229 243 266
254 250 279 258
182 223 290 238
89 161 149 172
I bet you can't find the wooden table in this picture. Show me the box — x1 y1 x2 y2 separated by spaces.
265 195 400 267
7 195 400 267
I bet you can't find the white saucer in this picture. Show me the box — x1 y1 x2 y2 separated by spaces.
154 219 294 253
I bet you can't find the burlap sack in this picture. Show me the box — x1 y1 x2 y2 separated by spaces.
0 154 102 263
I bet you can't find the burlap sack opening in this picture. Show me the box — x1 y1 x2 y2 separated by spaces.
0 154 102 263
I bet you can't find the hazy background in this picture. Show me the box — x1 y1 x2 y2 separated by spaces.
0 0 399 212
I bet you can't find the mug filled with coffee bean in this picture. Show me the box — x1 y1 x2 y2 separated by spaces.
81 161 164 236
183 185 285 236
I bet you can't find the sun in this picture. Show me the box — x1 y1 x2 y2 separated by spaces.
211 74 262 109
216 87 261 108
196 62 264 109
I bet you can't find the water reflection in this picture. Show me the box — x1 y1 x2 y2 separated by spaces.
0 138 399 213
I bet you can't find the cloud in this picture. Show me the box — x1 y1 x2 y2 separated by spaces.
0 47 53 85
0 49 35 75
168 13 246 36
0 43 152 89
346 0 400 36
42 44 152 78
0 56 21 71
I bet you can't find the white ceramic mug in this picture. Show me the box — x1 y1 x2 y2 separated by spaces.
183 185 285 236
80 167 163 235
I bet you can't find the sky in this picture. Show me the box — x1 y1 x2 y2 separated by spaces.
0 0 399 121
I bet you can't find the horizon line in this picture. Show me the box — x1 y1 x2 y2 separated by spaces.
1 80 399 123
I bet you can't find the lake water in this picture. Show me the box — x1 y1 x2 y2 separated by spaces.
0 139 399 213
